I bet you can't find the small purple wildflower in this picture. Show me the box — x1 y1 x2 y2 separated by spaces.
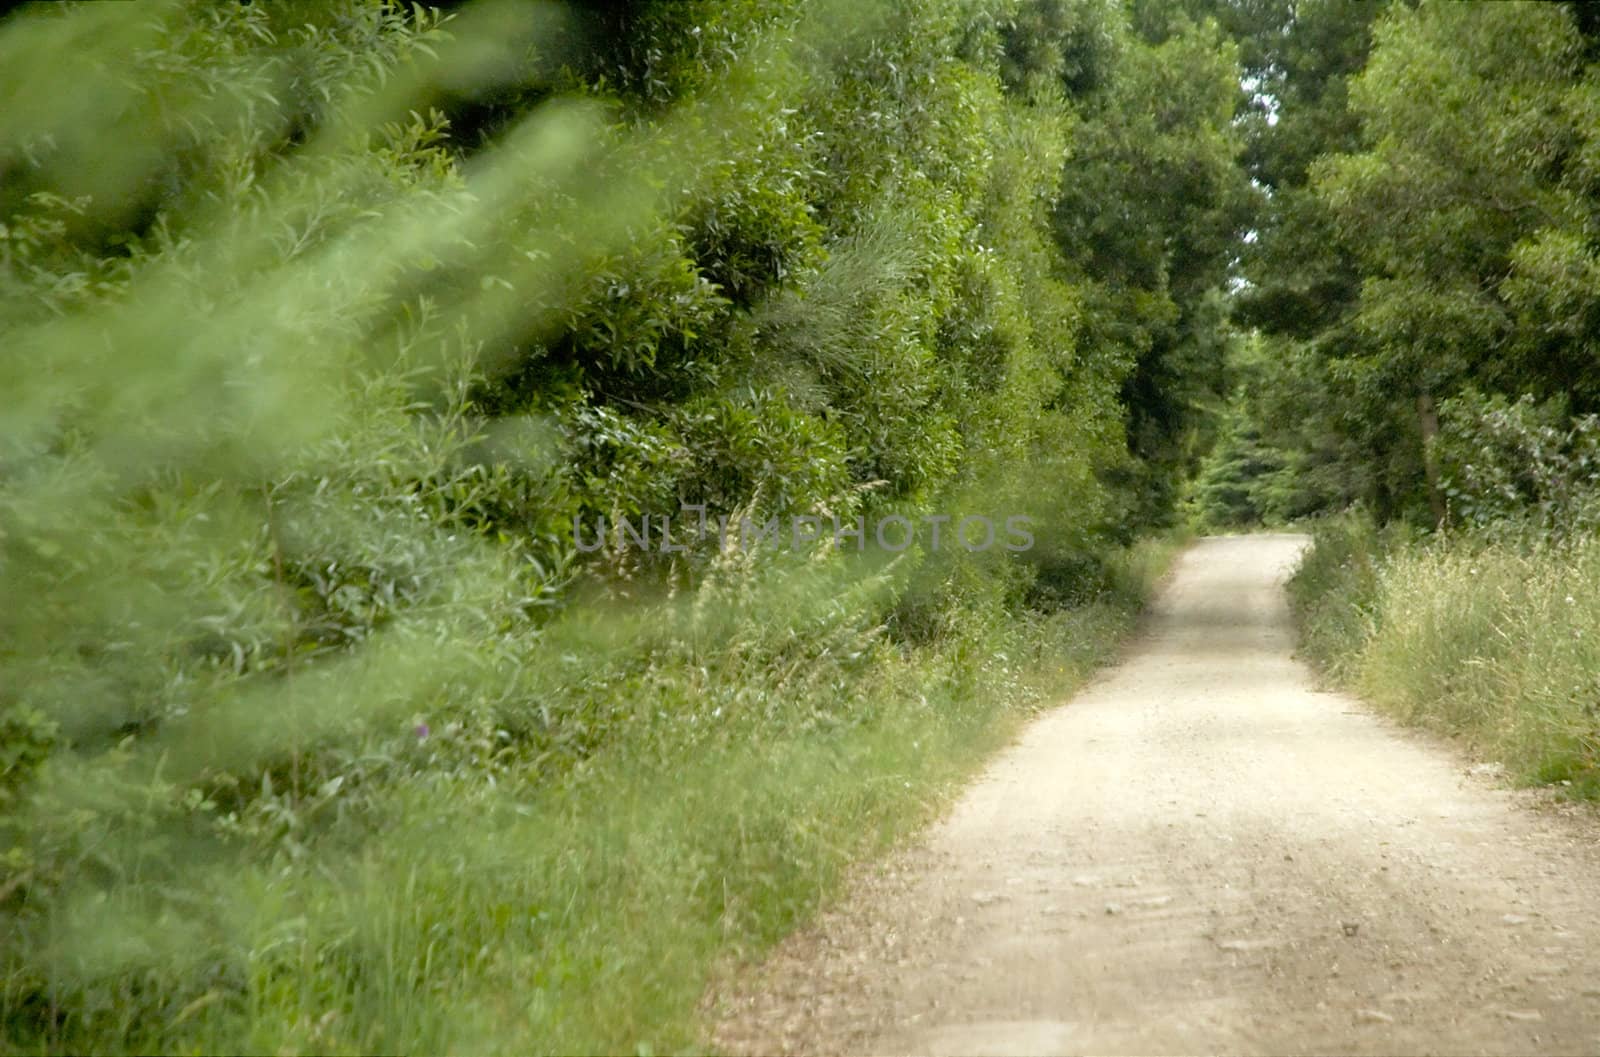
415 722 430 740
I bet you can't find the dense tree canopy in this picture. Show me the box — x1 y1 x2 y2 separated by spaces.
1218 0 1600 528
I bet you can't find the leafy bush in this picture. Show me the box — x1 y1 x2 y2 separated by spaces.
0 0 1223 1051
1436 389 1600 539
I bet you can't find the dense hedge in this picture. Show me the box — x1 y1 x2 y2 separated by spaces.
0 1 1244 1050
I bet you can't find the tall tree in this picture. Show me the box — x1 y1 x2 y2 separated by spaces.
1211 0 1600 525
1038 0 1256 526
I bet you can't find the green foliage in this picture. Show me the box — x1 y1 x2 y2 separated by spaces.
1291 518 1600 800
1045 8 1255 524
1229 0 1600 526
1435 391 1600 539
1189 412 1286 528
0 0 1225 1052
1186 333 1368 528
1286 514 1394 681
1256 0 1600 827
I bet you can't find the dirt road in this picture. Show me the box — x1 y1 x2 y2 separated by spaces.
711 534 1600 1055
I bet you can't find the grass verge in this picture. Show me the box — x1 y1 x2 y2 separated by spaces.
1289 515 1600 800
5 535 1186 1056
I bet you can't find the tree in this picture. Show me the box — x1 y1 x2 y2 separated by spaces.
1043 0 1257 526
1213 0 1600 526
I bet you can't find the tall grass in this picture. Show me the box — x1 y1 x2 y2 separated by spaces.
1290 515 1600 798
4 534 1181 1055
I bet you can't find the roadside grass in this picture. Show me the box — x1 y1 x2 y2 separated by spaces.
268 538 1185 1055
4 535 1185 1056
1289 515 1600 800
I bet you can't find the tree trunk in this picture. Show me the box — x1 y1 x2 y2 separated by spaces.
1417 389 1446 527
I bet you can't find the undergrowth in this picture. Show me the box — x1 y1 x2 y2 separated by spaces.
1289 515 1600 800
4 534 1182 1055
